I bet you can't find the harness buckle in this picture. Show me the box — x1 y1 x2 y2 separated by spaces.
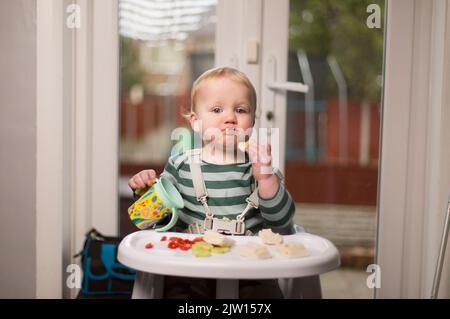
209 218 246 235
197 195 208 204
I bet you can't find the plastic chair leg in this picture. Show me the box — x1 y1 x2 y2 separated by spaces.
282 275 322 299
131 271 164 299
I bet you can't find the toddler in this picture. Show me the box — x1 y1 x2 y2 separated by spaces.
128 67 296 298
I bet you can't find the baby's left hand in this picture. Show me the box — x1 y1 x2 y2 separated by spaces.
242 141 273 182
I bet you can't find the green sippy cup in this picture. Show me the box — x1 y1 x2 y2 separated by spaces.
128 177 184 232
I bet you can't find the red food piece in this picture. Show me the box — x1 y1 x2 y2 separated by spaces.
179 244 192 251
160 236 167 242
145 243 153 249
164 236 199 251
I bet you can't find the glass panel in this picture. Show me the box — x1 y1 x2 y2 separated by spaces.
118 0 217 236
287 0 385 298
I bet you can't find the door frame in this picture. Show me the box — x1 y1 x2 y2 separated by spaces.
37 0 119 298
377 0 450 298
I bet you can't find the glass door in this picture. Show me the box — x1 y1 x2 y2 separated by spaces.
261 0 385 298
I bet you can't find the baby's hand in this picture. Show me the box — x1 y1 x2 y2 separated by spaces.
128 169 157 191
243 142 273 181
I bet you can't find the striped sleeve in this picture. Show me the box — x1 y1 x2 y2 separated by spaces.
258 183 295 228
159 153 183 187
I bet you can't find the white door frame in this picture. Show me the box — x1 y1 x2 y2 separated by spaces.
37 0 64 298
377 0 450 298
69 0 119 298
37 0 119 298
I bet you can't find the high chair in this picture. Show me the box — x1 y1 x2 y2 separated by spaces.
118 222 340 299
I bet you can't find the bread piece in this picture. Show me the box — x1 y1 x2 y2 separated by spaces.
203 230 235 247
276 242 309 258
239 243 272 259
258 228 283 245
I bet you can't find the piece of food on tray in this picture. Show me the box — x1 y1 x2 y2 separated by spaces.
165 236 203 251
203 230 235 247
239 242 272 259
276 242 309 258
211 246 231 254
258 228 283 245
192 241 214 257
191 241 231 257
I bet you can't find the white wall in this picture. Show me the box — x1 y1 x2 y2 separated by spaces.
0 0 37 298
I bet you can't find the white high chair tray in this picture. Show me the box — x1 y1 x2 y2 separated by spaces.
118 230 340 279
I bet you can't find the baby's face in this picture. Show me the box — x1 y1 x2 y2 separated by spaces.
191 77 254 148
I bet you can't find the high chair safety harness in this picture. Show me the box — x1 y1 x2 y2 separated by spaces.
186 149 283 235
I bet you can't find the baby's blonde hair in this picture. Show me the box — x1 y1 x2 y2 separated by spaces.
189 67 257 121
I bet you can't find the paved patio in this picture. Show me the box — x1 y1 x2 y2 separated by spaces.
294 203 377 298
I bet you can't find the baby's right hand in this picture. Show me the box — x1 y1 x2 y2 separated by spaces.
128 169 157 191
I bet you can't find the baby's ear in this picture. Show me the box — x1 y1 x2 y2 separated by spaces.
189 112 202 133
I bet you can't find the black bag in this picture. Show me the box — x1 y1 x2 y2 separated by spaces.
76 228 136 296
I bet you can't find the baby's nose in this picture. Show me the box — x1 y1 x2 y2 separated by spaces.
224 110 237 123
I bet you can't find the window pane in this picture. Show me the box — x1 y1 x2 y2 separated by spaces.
118 0 217 235
287 0 385 298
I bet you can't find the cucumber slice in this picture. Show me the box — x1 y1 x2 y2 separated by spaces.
192 249 211 257
193 242 213 250
211 246 230 254
192 242 213 257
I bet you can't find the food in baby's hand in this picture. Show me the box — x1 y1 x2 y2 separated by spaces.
239 243 272 259
238 141 249 152
238 140 254 152
258 228 283 245
276 242 309 258
203 230 235 247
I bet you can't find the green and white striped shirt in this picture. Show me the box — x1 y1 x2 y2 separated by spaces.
160 152 296 233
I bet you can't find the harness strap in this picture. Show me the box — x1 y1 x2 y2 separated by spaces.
186 149 259 234
186 149 213 218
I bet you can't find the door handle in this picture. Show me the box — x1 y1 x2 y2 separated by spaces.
264 56 309 125
267 81 308 93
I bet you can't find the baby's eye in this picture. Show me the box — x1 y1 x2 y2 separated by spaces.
212 106 222 113
235 106 248 114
